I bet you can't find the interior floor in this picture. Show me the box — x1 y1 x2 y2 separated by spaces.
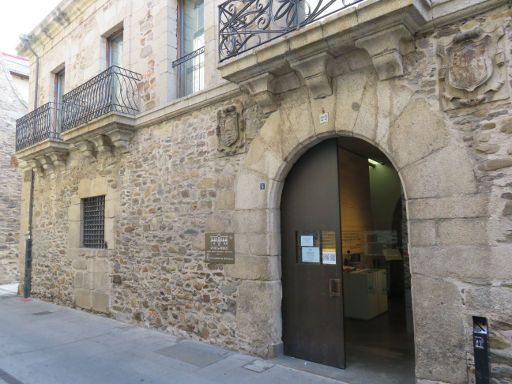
344 299 415 383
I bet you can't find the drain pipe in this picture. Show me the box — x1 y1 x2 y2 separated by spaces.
19 35 39 298
23 170 34 298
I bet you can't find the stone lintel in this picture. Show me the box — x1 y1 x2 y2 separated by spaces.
289 52 333 99
355 24 413 80
240 73 278 115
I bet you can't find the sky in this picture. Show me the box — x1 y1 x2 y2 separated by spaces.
0 0 62 55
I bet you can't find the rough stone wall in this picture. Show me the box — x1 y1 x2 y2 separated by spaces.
22 2 512 384
229 4 512 382
28 94 267 354
409 7 512 383
111 102 253 350
0 57 25 284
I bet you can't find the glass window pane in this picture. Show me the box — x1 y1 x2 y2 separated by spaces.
54 70 64 103
108 32 123 67
182 0 204 55
178 0 204 97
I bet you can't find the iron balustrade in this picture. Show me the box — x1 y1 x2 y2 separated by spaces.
15 66 143 151
218 0 365 61
172 46 205 98
61 65 143 132
15 102 61 151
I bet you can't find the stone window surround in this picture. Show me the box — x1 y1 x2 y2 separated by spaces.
68 177 117 251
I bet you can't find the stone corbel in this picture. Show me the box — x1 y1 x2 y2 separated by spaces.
26 159 44 176
240 73 277 115
47 152 68 168
105 127 136 154
289 52 333 99
355 25 413 81
35 155 54 173
74 140 96 161
89 135 112 155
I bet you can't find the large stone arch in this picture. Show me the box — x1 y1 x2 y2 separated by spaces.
231 70 484 382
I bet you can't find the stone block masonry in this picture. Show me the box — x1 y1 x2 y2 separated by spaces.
25 94 270 355
15 1 512 383
0 56 25 284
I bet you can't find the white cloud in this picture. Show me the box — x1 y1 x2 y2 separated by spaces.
0 0 62 55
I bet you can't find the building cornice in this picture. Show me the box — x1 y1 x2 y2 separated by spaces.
135 81 242 129
17 0 99 57
424 0 509 31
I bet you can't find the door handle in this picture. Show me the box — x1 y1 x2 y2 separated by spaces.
329 278 341 297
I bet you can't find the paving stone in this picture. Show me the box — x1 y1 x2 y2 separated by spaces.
243 359 275 373
156 341 231 367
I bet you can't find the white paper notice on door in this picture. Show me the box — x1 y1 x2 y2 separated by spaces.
300 235 314 247
301 247 320 263
322 250 337 265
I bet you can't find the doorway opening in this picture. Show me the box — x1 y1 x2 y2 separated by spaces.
280 137 415 383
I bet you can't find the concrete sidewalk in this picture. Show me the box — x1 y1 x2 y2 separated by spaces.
0 283 18 297
0 292 345 384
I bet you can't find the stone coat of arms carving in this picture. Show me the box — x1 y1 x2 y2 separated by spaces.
216 104 245 156
437 26 508 110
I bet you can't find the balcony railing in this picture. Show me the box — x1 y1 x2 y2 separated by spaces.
15 66 143 151
61 65 143 132
172 46 205 98
15 102 61 151
218 0 365 61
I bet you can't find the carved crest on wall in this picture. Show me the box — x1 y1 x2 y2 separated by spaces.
216 104 245 156
437 26 508 110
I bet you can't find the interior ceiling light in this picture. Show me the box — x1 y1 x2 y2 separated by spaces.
368 158 381 166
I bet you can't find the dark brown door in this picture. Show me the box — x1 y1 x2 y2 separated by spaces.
281 138 345 368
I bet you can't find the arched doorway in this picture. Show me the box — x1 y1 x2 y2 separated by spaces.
280 136 415 382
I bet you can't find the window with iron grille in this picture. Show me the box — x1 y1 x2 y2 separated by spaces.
82 195 106 249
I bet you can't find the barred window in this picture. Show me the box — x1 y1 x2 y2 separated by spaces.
82 195 106 249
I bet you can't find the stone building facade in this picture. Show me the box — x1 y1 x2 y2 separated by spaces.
15 0 512 383
0 54 27 284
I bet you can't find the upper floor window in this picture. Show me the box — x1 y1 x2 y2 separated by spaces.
107 30 123 67
176 0 204 97
54 68 65 105
53 67 65 131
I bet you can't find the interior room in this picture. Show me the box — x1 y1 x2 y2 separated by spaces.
338 137 415 383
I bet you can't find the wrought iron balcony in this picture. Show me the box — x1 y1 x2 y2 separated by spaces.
61 65 143 132
218 0 365 61
15 102 61 151
15 66 143 152
172 46 205 98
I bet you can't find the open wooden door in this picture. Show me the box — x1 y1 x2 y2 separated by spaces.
281 138 345 368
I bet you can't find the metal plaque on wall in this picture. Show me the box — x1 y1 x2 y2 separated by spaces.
205 233 235 264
